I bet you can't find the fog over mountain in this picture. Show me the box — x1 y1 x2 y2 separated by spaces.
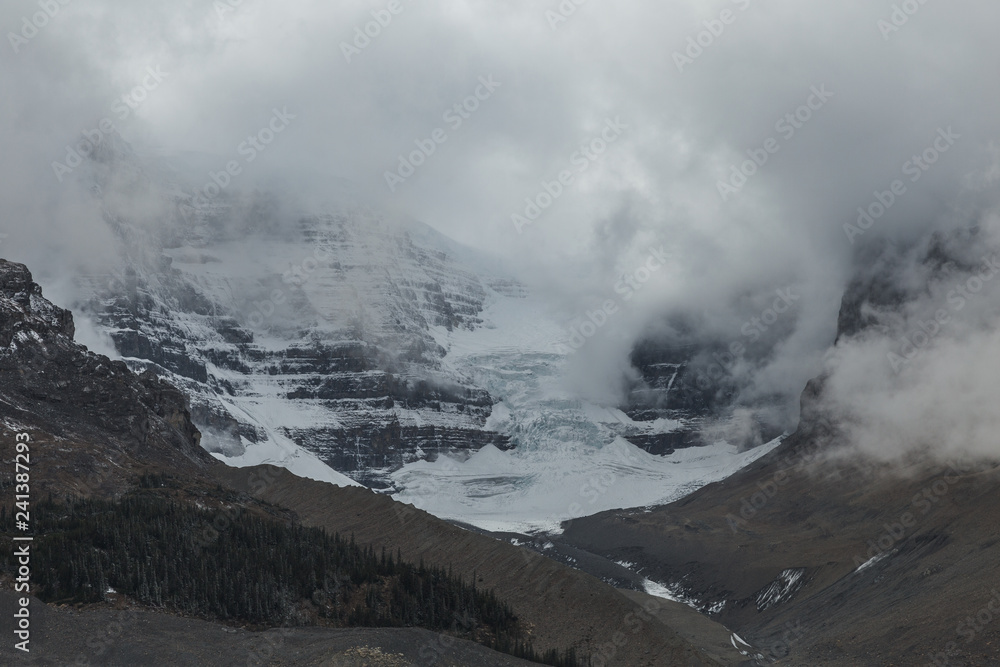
10 4 1000 666
3 0 1000 456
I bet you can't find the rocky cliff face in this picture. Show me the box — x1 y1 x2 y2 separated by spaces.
623 340 720 453
0 257 734 667
625 335 789 453
75 204 515 486
0 259 211 498
53 138 759 517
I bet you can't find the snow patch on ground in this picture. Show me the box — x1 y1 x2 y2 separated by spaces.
755 568 807 611
212 429 361 488
854 551 892 574
642 578 683 603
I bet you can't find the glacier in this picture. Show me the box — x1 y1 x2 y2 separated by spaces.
54 138 783 535
391 290 783 534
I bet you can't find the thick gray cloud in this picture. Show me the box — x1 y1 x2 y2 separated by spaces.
3 0 1000 438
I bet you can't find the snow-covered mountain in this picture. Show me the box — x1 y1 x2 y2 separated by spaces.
60 137 779 532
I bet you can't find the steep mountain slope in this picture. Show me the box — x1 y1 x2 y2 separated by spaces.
0 257 745 665
79 204 515 487
0 259 216 498
53 139 782 533
557 237 1000 665
0 259 534 663
216 464 747 666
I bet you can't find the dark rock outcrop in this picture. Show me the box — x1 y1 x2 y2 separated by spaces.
0 258 212 497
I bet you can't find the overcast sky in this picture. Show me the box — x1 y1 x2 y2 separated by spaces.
3 0 1000 447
